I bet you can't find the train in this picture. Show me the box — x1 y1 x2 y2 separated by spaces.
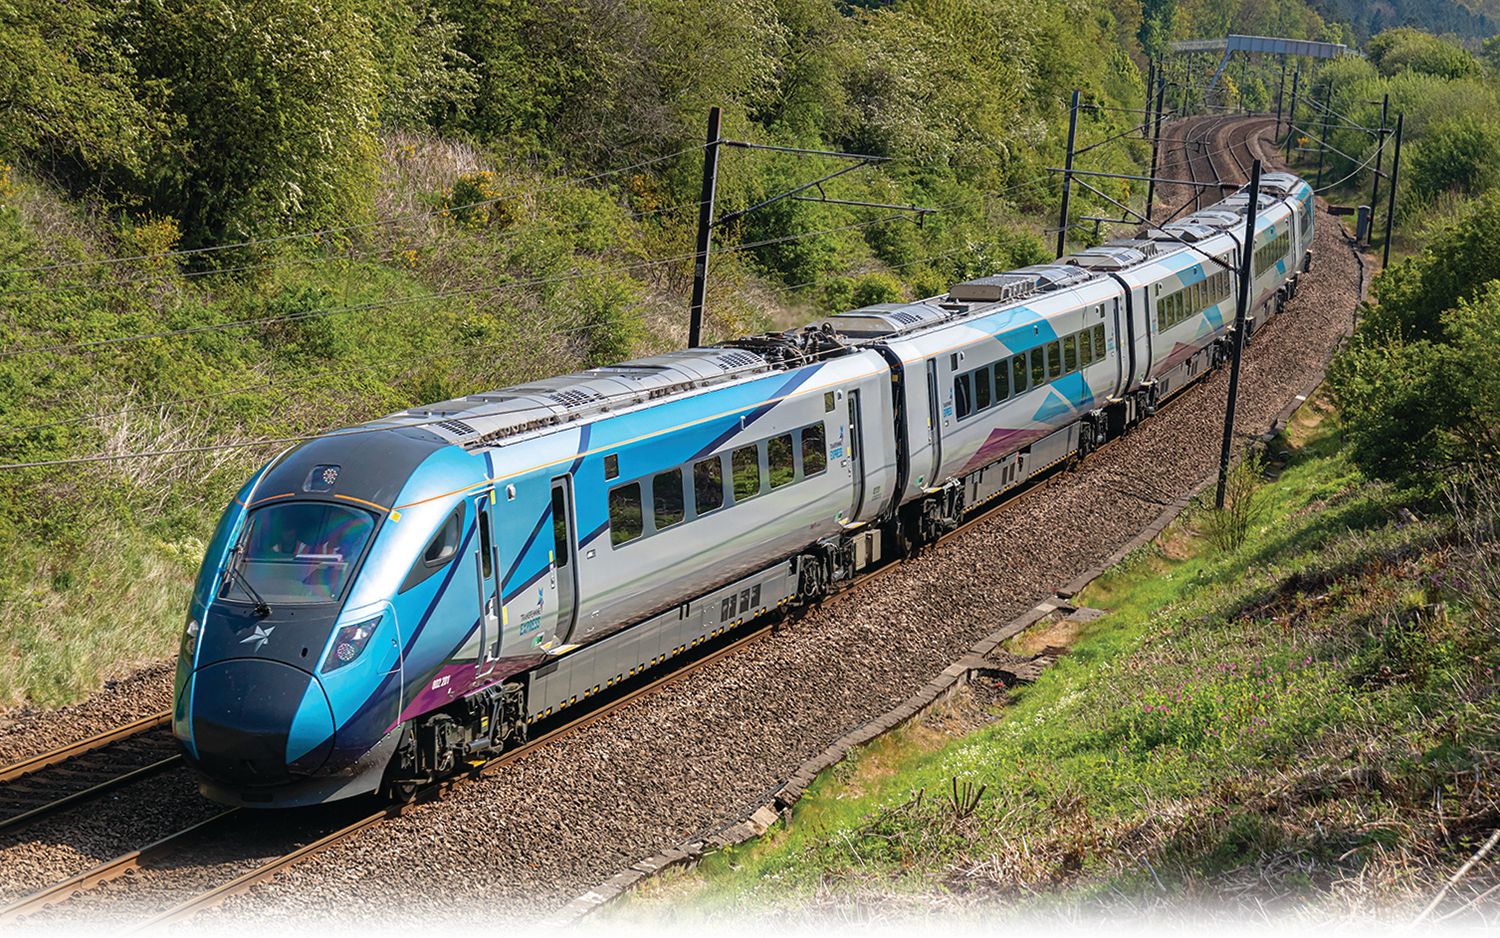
172 171 1315 807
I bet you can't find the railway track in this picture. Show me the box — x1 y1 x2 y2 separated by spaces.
0 113 1336 930
0 711 179 838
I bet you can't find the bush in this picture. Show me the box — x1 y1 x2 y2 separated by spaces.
1331 280 1500 491
117 214 183 278
1367 28 1477 80
445 171 515 230
1408 117 1500 202
1202 450 1268 552
1366 190 1500 340
850 272 903 306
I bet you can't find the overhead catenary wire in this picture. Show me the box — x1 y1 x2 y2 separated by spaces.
9 240 992 440
0 144 707 279
0 174 1079 469
1312 142 1386 194
0 337 529 436
2 176 1062 362
0 320 668 473
0 198 710 300
0 209 927 361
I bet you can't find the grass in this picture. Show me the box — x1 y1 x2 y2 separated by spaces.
613 403 1500 923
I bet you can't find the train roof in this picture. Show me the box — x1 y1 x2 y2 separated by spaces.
368 346 789 450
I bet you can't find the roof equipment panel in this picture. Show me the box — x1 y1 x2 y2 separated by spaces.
948 273 1041 304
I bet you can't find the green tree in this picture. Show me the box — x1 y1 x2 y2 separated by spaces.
1408 116 1500 202
1367 28 1477 79
1368 190 1500 340
1137 0 1177 60
364 0 478 131
1332 282 1500 489
0 0 161 175
129 0 382 250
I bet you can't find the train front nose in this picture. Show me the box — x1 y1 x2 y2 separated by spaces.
183 659 336 786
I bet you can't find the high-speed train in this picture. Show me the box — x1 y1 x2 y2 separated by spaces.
172 171 1315 806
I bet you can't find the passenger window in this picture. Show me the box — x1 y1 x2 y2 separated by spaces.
693 457 724 514
955 373 972 419
974 367 991 410
400 504 464 593
1093 324 1106 354
1012 355 1027 394
652 468 684 530
994 361 1009 401
604 454 619 480
609 484 643 546
768 434 795 488
1063 335 1078 372
801 424 827 476
1079 328 1093 364
824 391 835 412
550 487 569 569
732 445 760 501
1029 348 1045 389
1046 341 1062 379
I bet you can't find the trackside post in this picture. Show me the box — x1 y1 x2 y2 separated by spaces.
1382 113 1404 269
1056 90 1080 258
688 106 723 348
1216 159 1261 510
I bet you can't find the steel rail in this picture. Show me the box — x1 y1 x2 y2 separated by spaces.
0 810 240 922
0 755 184 837
130 623 784 930
0 711 171 785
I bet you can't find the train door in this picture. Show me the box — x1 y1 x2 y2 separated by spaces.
472 491 501 676
548 477 579 646
924 360 942 488
846 390 866 520
1109 298 1125 397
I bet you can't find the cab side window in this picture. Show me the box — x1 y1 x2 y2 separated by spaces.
399 504 465 593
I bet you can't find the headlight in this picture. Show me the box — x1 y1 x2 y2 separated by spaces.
181 618 200 659
322 616 381 673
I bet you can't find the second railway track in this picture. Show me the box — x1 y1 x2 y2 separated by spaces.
0 712 179 838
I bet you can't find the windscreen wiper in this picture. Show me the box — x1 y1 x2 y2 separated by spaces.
221 544 271 618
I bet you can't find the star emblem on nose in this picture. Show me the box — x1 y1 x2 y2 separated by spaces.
240 624 275 652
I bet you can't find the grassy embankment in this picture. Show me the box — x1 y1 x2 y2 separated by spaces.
618 400 1500 922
